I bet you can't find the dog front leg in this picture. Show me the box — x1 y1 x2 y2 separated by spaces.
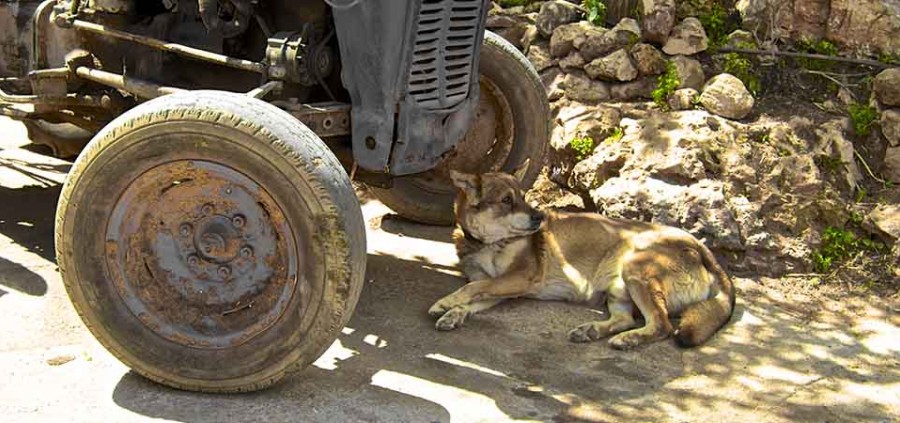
428 274 533 330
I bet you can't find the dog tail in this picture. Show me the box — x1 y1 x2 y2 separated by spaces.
674 241 736 348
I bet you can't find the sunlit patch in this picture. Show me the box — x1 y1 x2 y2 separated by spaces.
16 221 33 227
855 319 900 355
363 334 388 348
426 353 510 378
341 327 356 335
735 375 765 392
753 365 820 384
734 309 764 326
312 339 357 370
370 370 539 423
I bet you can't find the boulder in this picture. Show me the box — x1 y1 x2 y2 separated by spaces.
525 174 586 212
580 18 642 61
585 49 638 82
541 67 567 101
826 0 900 56
874 68 900 107
881 109 900 147
572 140 629 192
868 204 900 241
700 73 755 119
536 1 583 38
662 17 709 56
563 71 611 102
630 43 666 75
610 78 656 100
884 146 900 183
559 51 586 72
640 0 677 45
724 29 758 49
670 55 705 90
526 42 555 72
550 21 602 58
668 88 699 110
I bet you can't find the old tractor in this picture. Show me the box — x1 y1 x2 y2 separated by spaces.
0 0 548 392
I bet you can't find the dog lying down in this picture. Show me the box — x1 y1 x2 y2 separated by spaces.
428 161 736 349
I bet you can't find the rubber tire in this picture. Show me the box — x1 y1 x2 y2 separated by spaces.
23 119 93 159
369 30 549 225
56 91 366 393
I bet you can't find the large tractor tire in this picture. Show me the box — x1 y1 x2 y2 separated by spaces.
369 30 550 225
56 91 366 392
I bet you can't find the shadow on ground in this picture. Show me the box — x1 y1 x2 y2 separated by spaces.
110 217 900 423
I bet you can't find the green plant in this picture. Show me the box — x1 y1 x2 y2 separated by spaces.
570 135 595 161
796 38 839 70
697 2 730 47
815 154 845 173
878 52 900 65
722 52 761 96
605 126 624 143
582 0 607 26
812 226 886 273
848 103 878 136
653 61 681 109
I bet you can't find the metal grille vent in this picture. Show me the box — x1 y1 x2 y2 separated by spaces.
407 0 483 110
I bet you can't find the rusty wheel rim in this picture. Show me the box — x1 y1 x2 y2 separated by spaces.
411 76 516 194
105 160 299 349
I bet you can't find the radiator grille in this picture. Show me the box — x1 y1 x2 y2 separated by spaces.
407 0 483 110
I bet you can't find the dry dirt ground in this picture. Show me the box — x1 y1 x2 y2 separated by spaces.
0 116 898 423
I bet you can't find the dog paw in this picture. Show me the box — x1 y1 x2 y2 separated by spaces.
568 322 603 343
435 307 468 331
608 332 642 350
428 296 460 317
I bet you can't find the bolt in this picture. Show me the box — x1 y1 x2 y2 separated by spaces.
225 187 233 195
232 215 246 228
365 136 377 150
203 245 213 253
240 246 253 259
179 223 192 237
187 255 199 266
218 266 231 279
201 203 214 215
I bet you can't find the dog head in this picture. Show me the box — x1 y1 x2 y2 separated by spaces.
449 159 546 244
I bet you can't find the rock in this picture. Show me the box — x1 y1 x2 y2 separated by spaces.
700 73 755 120
868 204 900 241
670 55 705 90
724 29 758 49
630 43 666 75
737 0 794 41
526 173 586 211
563 71 611 103
640 0 676 45
46 355 76 366
542 67 567 101
536 0 583 38
882 109 900 147
580 18 642 61
826 0 900 57
527 42 556 72
884 146 900 182
815 119 863 192
550 21 602 58
559 51 586 72
794 0 831 40
668 88 699 110
874 68 900 107
572 140 628 192
585 49 638 82
610 78 656 100
521 24 540 51
662 17 709 56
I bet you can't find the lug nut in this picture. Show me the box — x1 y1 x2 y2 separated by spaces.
240 246 253 258
187 255 199 266
201 203 214 215
232 215 246 228
179 223 192 237
225 187 233 195
218 266 231 279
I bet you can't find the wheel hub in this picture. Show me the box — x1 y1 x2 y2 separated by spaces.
105 160 299 349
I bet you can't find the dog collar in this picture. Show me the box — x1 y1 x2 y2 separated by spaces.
461 227 481 243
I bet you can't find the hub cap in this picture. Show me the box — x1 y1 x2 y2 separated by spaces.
105 160 299 349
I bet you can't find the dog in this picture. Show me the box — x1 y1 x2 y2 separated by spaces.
428 161 736 349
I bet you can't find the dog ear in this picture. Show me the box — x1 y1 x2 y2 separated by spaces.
511 158 531 182
449 170 479 197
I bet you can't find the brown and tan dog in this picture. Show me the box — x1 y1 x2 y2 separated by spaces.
428 162 736 349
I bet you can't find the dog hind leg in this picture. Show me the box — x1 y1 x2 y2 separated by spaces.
568 281 638 343
607 251 675 349
435 300 504 331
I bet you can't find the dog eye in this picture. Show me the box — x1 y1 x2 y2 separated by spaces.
502 195 512 205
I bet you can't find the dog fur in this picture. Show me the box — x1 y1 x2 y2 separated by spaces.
428 162 736 349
